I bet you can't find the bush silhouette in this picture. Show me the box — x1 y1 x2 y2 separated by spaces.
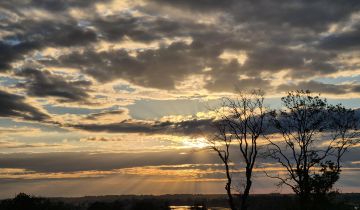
130 200 170 210
88 201 125 210
0 193 77 210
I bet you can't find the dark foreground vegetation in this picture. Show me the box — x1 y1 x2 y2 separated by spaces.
210 90 360 210
0 193 359 210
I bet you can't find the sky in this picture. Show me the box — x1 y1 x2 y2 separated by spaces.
0 0 360 198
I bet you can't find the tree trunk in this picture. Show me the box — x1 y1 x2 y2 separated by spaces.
299 192 311 210
225 164 236 210
240 169 252 210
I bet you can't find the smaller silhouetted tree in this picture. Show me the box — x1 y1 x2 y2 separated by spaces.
209 90 267 210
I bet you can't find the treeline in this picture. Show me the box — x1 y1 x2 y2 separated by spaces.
1 193 358 210
0 193 171 210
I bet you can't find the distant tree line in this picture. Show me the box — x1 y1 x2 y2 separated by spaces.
1 193 358 210
210 90 360 210
0 193 171 210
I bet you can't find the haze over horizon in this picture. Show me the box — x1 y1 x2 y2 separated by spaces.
0 0 360 198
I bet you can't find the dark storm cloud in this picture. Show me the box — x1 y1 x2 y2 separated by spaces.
69 118 214 136
39 1 356 92
7 19 98 47
0 19 97 72
1 0 360 94
0 41 39 72
149 0 360 31
92 14 188 42
147 0 236 11
204 60 272 92
0 149 358 175
351 85 360 93
15 68 91 102
69 120 160 133
0 151 219 173
0 8 208 74
242 46 337 77
43 23 97 47
319 25 360 50
53 40 221 89
277 80 360 95
206 77 271 93
0 0 106 73
142 0 360 90
0 0 109 12
0 90 49 121
89 8 226 42
85 110 126 120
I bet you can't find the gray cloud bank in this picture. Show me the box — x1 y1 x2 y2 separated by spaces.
0 0 359 100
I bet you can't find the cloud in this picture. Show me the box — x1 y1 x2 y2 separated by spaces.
65 106 360 136
242 46 337 78
0 20 98 72
0 140 61 149
0 0 359 95
0 151 359 181
0 89 49 121
319 24 360 50
0 127 41 134
0 168 118 180
149 0 359 31
15 68 92 102
277 80 360 95
0 0 110 13
53 40 218 89
69 118 214 136
80 136 123 142
85 110 127 120
0 41 39 72
204 60 272 92
0 151 219 173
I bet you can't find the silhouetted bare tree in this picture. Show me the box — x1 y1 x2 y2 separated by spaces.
265 90 359 210
328 104 360 173
209 90 267 210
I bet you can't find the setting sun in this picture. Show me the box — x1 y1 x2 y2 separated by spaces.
183 137 209 149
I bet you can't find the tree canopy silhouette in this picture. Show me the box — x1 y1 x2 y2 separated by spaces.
265 90 360 210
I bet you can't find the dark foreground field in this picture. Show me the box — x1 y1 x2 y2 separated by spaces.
0 193 359 210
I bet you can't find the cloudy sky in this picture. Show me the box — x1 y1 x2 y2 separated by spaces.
0 0 360 197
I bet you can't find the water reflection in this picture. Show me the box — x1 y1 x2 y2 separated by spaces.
170 206 229 210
